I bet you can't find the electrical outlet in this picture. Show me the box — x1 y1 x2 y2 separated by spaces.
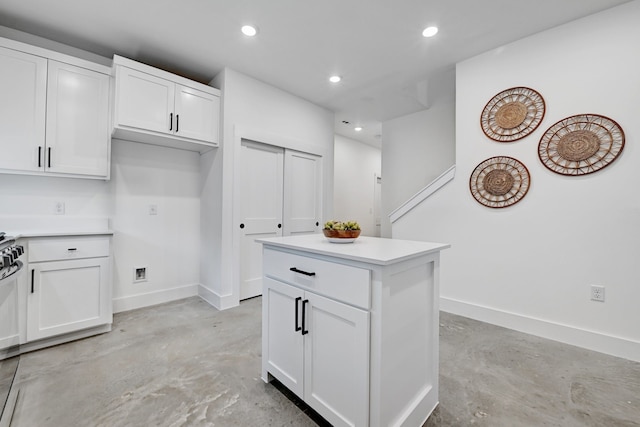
54 201 65 215
591 285 605 302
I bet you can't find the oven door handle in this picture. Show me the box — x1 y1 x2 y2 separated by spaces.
0 260 23 287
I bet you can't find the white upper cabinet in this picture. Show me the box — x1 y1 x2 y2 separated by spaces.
0 39 111 180
0 46 47 173
174 84 219 143
46 60 110 177
113 66 174 134
112 55 220 152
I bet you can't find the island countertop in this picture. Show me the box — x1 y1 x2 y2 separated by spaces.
257 234 450 266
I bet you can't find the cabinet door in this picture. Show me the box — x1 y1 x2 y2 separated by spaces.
304 292 370 427
174 84 219 144
263 278 304 397
27 257 111 341
114 66 174 135
0 46 47 172
45 61 110 177
283 150 322 236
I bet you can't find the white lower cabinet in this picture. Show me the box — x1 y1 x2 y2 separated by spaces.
27 257 110 341
26 236 112 342
261 236 449 427
263 265 370 427
303 290 370 427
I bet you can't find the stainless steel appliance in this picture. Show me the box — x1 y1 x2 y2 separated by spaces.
0 233 23 284
0 232 23 425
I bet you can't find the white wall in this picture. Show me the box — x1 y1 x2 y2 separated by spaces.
0 140 202 313
333 135 381 236
0 174 110 217
392 1 640 361
110 140 201 312
200 68 334 309
381 74 456 237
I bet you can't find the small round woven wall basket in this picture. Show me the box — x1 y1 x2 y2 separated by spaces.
469 156 530 208
480 87 546 142
538 114 625 176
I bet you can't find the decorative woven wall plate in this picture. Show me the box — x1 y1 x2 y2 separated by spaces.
481 87 545 142
470 156 530 208
538 114 625 176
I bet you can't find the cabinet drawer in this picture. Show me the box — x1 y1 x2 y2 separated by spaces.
264 248 370 309
28 236 110 262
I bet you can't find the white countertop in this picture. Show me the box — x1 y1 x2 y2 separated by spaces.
257 234 450 266
1 216 113 238
10 229 114 238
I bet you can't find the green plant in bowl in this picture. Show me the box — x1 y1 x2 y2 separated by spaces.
323 220 361 239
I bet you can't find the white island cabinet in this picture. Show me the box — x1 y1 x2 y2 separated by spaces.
258 235 450 427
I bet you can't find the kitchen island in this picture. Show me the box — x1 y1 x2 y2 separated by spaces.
258 234 450 427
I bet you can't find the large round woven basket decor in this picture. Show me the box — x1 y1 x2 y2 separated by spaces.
470 156 530 208
538 114 625 176
481 87 546 142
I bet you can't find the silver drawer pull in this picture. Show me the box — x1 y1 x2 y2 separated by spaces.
290 267 315 277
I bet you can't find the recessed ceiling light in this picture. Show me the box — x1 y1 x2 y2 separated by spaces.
329 75 341 83
354 127 363 132
241 25 258 36
422 26 438 38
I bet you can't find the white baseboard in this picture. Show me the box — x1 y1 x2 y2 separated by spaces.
198 285 239 311
113 283 199 313
440 296 640 363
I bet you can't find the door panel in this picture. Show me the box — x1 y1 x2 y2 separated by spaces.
374 174 382 237
46 60 110 177
27 258 109 341
263 278 304 397
0 47 47 172
304 292 370 427
174 84 219 143
115 66 174 134
239 140 284 300
283 150 322 236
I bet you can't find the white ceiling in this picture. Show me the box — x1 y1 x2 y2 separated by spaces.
0 0 632 147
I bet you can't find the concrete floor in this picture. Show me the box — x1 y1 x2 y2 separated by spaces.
0 356 18 419
6 296 640 426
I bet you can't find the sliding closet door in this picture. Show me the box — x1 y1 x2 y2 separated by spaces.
237 141 323 301
283 150 322 236
238 140 284 300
